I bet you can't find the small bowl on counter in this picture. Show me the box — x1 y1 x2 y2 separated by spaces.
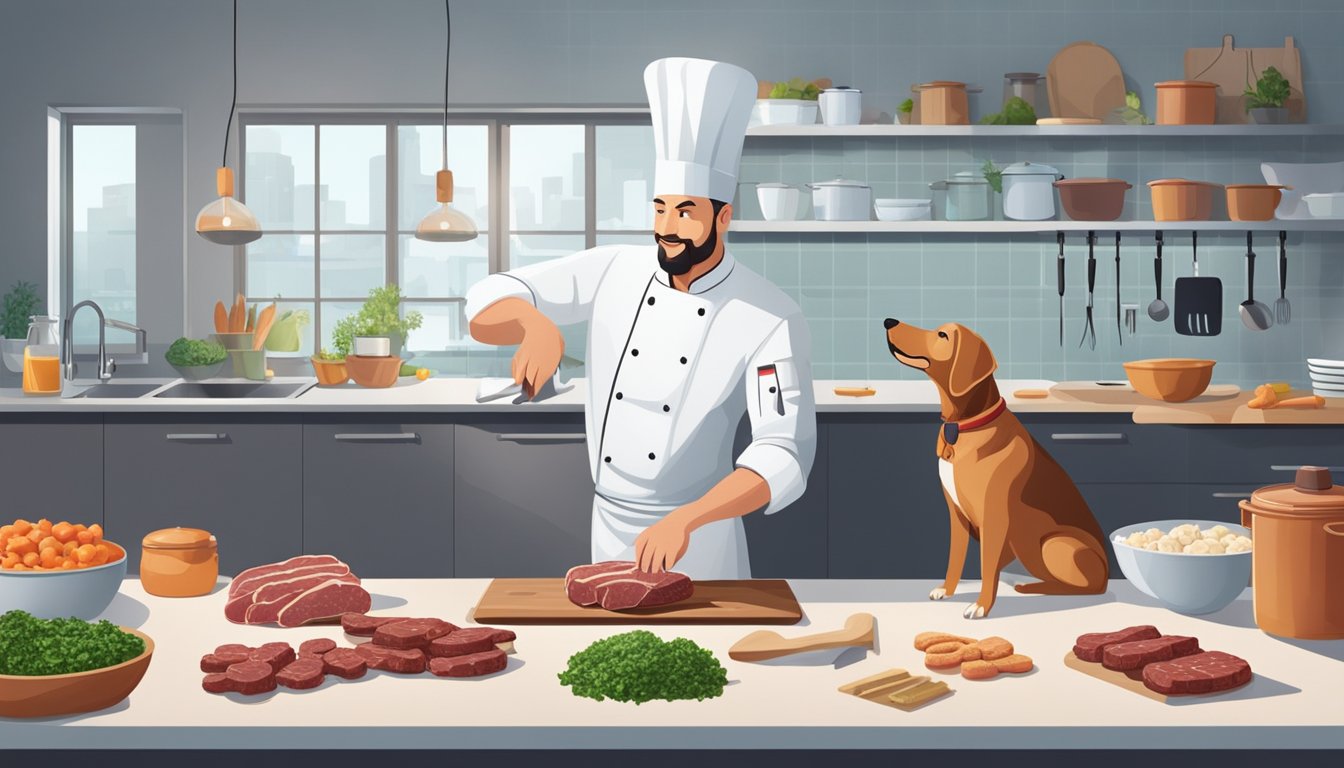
345 354 401 388
170 360 226 381
0 544 128 620
873 198 932 222
1122 358 1215 402
311 355 350 387
1055 178 1131 221
1111 519 1252 615
0 625 154 718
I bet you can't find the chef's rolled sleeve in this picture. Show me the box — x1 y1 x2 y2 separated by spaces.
463 245 621 327
735 312 817 515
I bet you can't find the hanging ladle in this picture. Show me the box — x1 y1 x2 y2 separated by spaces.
1239 231 1274 332
1148 230 1170 322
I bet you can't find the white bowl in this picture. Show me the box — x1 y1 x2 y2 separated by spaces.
0 552 127 620
352 336 391 357
1261 160 1344 219
755 99 819 126
1309 370 1344 384
756 184 802 222
1314 389 1344 399
1307 358 1344 370
1110 520 1251 615
1303 192 1344 219
1310 380 1344 392
874 198 933 222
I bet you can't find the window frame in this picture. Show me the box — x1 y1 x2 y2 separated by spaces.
236 109 651 351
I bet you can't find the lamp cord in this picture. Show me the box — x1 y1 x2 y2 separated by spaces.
222 0 238 168
442 0 450 167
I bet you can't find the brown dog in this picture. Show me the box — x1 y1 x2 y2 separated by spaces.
883 319 1108 619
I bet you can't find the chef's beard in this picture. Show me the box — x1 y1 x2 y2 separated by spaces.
655 221 719 276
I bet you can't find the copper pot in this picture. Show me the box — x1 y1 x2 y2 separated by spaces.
1239 467 1344 640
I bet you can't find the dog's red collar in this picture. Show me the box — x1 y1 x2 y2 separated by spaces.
942 398 1007 447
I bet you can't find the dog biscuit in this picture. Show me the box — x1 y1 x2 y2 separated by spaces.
961 660 1000 680
914 631 976 651
888 680 952 710
925 640 967 655
924 648 966 669
976 636 1014 661
992 654 1034 674
960 643 983 662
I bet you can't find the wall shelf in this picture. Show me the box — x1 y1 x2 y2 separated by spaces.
745 124 1344 138
731 220 1344 235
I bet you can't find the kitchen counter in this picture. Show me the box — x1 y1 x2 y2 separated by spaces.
11 577 1343 750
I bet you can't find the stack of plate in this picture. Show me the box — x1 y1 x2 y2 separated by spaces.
1308 358 1344 398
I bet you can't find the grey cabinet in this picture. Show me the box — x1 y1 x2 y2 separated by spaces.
1023 417 1189 484
0 417 103 525
104 419 302 575
1186 426 1344 484
302 422 454 577
453 420 594 577
736 418 829 578
828 418 956 578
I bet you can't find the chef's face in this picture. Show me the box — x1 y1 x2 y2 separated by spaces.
652 196 731 276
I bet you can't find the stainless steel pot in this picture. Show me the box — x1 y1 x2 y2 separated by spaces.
808 178 871 221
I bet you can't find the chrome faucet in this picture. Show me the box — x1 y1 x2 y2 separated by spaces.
61 300 148 382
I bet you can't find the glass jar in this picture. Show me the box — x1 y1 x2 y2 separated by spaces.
140 527 218 597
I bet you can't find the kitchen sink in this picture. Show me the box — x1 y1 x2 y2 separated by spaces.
69 382 166 399
153 381 315 399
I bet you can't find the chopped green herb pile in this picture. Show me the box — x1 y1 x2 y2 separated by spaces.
558 630 728 704
0 610 144 676
165 337 227 367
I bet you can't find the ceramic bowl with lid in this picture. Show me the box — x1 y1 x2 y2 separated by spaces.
807 178 872 221
140 527 218 597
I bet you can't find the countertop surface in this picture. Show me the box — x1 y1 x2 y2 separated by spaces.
9 577 1343 749
2 377 1342 423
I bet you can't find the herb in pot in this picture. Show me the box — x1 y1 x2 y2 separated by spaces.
767 78 821 101
979 96 1036 126
1 281 41 340
898 98 914 114
558 629 728 704
331 284 423 357
165 337 227 367
315 348 345 362
0 610 145 676
1244 66 1291 111
982 160 1003 194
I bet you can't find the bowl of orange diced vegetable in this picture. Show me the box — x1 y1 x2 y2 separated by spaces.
1 519 127 620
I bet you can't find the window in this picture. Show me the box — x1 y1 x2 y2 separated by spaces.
239 113 651 356
69 124 137 344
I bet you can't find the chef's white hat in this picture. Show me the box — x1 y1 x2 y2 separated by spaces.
644 57 757 203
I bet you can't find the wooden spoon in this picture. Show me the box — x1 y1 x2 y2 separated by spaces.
251 303 277 350
729 612 875 662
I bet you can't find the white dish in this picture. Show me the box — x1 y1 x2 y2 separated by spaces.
808 178 872 221
1309 380 1344 392
1307 358 1344 369
1261 160 1344 219
1314 389 1344 399
1303 192 1344 219
756 183 802 222
1309 370 1344 384
874 198 933 221
755 99 819 126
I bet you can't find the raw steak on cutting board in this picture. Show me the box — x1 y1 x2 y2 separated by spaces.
565 561 693 610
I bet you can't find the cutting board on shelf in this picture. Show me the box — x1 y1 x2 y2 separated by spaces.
1184 35 1306 124
471 578 803 625
1064 651 1250 703
1047 41 1126 120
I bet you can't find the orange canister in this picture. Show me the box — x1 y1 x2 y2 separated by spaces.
140 527 218 597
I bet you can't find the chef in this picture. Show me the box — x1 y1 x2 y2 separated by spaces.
464 57 815 580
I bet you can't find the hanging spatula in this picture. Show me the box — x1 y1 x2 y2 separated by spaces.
1174 231 1222 336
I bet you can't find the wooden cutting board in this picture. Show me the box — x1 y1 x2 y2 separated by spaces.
1064 651 1250 703
1047 41 1126 120
1185 35 1306 124
471 578 803 625
1049 382 1240 407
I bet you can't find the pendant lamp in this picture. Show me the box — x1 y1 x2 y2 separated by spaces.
415 0 478 242
196 0 261 245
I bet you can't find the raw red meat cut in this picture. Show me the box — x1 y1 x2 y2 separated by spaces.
564 561 693 610
249 642 297 674
341 613 409 636
322 648 368 679
200 650 251 673
429 649 507 678
1073 625 1160 663
275 580 372 628
224 660 277 695
428 628 498 658
1103 635 1201 671
372 618 457 649
276 658 327 690
202 673 232 693
229 555 345 597
299 638 337 658
355 644 426 674
1142 651 1252 695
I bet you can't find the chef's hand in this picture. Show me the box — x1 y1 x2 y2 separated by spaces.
512 310 564 399
635 516 691 573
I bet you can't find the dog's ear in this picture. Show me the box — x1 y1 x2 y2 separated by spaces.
948 325 998 397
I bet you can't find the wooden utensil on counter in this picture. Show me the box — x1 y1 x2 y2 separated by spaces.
213 302 228 334
729 612 875 662
251 303 277 351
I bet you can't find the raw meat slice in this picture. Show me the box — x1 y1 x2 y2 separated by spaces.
322 648 369 679
249 642 297 674
372 618 458 649
224 660 277 695
341 613 410 636
214 643 254 655
276 658 326 690
1073 625 1161 662
564 561 693 610
429 649 508 678
1142 651 1252 695
202 673 233 693
229 563 353 603
565 561 642 605
355 644 426 674
299 638 337 658
229 555 344 597
428 628 498 658
244 573 362 625
488 627 517 654
201 650 251 673
275 580 372 628
1103 635 1201 671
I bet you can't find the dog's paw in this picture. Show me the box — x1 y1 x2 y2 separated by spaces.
929 587 949 600
963 603 988 620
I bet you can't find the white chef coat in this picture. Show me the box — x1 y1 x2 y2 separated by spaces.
464 244 816 579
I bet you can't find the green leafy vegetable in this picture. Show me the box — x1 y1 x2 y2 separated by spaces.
1244 66 1291 110
1125 90 1142 111
767 77 820 101
165 337 227 367
558 630 728 704
898 98 914 114
982 160 1003 194
1112 91 1151 125
0 610 145 676
329 285 423 357
979 96 1037 126
315 348 345 362
1 281 42 340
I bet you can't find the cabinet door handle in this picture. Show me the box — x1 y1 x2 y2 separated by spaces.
1270 465 1344 473
1049 432 1127 443
1211 492 1253 499
166 433 227 442
495 433 587 443
334 433 420 443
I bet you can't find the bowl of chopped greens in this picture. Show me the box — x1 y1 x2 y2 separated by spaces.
165 337 228 380
0 610 153 718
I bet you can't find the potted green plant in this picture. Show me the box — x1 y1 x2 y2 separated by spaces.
333 284 423 358
1 281 42 373
1244 66 1292 124
897 98 914 125
165 337 228 381
757 77 823 126
310 348 349 387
